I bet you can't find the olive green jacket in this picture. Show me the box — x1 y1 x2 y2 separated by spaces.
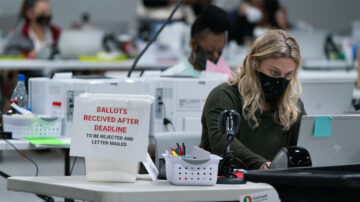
200 83 306 170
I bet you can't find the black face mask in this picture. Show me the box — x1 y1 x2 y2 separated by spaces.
194 46 222 70
256 71 290 103
36 15 52 27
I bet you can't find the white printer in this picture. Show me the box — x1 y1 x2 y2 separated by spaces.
29 75 226 136
29 76 144 136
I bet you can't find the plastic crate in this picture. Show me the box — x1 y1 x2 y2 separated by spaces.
163 154 222 186
2 115 63 139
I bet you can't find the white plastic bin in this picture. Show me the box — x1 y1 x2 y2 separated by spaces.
85 157 138 182
72 94 154 183
2 115 62 139
164 154 222 186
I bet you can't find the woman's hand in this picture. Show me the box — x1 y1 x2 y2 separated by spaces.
259 161 271 170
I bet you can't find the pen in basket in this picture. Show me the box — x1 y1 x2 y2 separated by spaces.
170 142 187 157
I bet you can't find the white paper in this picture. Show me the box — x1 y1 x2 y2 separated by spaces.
70 94 153 162
190 146 210 160
52 72 73 79
142 153 159 181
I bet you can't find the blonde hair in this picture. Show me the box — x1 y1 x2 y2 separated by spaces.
228 29 302 130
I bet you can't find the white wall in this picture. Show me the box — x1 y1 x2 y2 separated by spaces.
282 0 360 34
0 0 138 34
1 0 360 34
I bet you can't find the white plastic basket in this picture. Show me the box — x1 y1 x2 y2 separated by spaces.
2 115 63 139
163 154 222 186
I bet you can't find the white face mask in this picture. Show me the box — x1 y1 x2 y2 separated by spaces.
246 6 263 23
253 26 269 37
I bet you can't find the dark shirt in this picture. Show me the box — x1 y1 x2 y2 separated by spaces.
200 83 306 169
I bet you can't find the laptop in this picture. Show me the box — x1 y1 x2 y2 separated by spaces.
297 115 360 167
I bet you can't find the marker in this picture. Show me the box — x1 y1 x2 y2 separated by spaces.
171 151 179 157
176 143 183 156
179 145 183 156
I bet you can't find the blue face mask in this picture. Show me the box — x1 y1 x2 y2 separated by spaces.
256 71 290 103
194 46 222 70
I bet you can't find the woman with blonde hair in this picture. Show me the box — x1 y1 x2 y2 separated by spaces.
200 29 306 170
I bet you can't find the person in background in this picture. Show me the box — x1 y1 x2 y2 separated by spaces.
161 5 230 77
3 0 60 59
200 30 306 170
141 0 212 22
229 0 288 45
138 0 211 41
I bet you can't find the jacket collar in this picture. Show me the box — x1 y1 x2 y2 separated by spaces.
21 22 61 45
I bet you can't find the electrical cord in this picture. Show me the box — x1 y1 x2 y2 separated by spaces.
4 139 39 176
169 121 176 131
222 140 248 170
160 101 166 116
160 101 176 131
233 156 249 170
159 101 168 131
127 0 184 77
163 118 176 131
139 70 145 77
0 170 10 178
1 140 54 202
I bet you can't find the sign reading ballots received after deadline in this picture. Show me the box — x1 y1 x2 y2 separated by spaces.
70 93 153 161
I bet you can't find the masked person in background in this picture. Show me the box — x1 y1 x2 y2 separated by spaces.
228 0 288 45
161 5 231 78
4 0 60 59
200 30 306 170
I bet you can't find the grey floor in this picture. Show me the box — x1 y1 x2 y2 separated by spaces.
0 149 85 202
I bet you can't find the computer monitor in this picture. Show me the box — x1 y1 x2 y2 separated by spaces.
299 71 356 115
288 30 327 60
58 29 104 59
297 115 360 167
